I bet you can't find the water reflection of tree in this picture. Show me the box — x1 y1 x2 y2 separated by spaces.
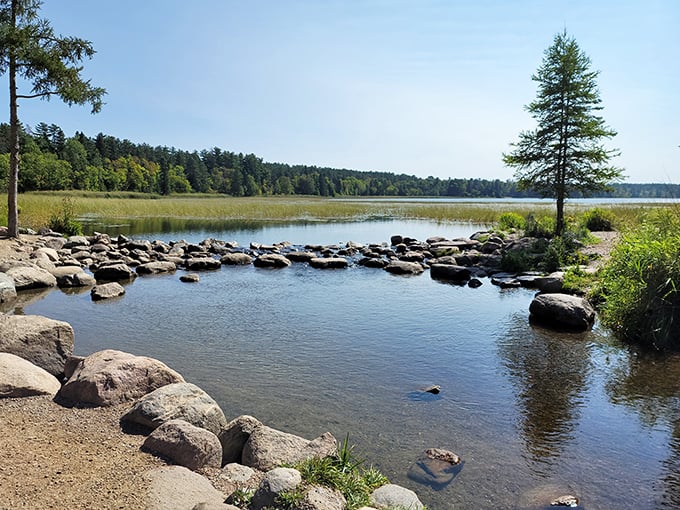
606 352 680 507
498 315 592 474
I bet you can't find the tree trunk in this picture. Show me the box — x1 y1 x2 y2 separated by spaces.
7 0 19 238
555 192 565 237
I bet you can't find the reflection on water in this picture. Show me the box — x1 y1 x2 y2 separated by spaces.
10 219 680 509
499 318 592 474
605 351 680 507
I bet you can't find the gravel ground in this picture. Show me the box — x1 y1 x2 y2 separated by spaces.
0 396 165 510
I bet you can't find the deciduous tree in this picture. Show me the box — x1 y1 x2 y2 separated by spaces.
503 30 621 236
0 0 105 236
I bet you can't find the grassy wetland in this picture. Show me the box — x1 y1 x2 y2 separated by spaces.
4 191 660 232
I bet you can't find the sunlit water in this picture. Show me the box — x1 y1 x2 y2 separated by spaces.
12 219 680 509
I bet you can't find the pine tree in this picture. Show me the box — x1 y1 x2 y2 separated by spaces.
503 30 621 236
0 0 105 236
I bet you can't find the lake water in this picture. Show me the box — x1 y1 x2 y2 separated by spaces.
13 219 680 509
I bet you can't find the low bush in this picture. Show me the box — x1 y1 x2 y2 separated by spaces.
48 197 83 236
595 209 680 350
524 213 555 238
581 207 615 231
498 212 526 231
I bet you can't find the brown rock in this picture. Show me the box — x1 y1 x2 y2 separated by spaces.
142 419 222 471
0 352 61 397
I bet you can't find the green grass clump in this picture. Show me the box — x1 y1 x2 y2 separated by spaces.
284 435 389 510
48 197 83 236
498 211 526 231
594 209 680 350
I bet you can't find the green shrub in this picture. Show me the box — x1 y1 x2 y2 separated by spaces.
501 249 533 273
595 209 680 350
498 212 526 231
524 213 555 238
48 197 83 236
581 207 615 231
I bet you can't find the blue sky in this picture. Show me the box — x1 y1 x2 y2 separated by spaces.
3 0 678 182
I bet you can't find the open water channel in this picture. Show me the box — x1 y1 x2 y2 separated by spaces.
12 219 680 509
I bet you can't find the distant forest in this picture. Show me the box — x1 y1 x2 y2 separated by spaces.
1 122 677 199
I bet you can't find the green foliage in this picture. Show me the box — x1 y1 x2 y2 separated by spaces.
503 30 621 235
292 435 389 510
225 488 254 507
540 231 586 273
48 197 82 235
595 209 680 350
524 213 556 238
562 265 595 295
501 249 534 273
581 207 615 231
498 211 526 231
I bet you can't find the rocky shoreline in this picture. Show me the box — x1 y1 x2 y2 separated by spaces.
0 229 598 509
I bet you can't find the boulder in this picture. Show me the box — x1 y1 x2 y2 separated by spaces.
430 264 471 282
5 264 57 290
383 260 424 275
407 448 463 490
122 382 228 436
64 235 90 248
535 271 565 293
253 253 292 268
0 314 74 376
285 251 317 263
93 263 137 282
145 466 226 510
136 261 177 275
220 463 256 484
309 257 348 269
58 349 185 406
242 425 337 471
297 486 346 510
219 415 263 465
529 293 596 331
142 419 222 471
220 253 253 265
369 484 424 510
0 272 17 303
50 266 96 287
358 257 389 268
91 282 126 301
180 273 200 283
184 257 221 271
251 467 302 510
0 352 61 397
31 246 60 262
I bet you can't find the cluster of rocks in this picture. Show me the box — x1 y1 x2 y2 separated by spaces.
0 315 426 509
0 229 596 330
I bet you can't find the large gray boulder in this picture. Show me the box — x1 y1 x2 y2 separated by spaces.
91 282 125 301
534 271 565 293
383 260 424 275
0 272 17 303
122 382 228 436
369 484 424 510
253 253 292 268
5 264 57 290
93 263 137 282
0 352 61 397
529 293 596 331
430 264 471 282
142 419 222 471
136 261 177 275
184 257 221 271
219 415 263 465
50 266 96 288
0 314 74 376
145 466 226 510
251 467 302 510
220 252 253 265
297 486 346 510
242 425 337 471
59 349 185 406
309 257 348 269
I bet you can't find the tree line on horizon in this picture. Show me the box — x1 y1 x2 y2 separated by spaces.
0 122 676 199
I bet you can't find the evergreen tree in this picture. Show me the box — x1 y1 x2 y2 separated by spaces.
503 30 621 236
0 0 105 236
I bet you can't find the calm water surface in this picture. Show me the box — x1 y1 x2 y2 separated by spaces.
14 219 680 509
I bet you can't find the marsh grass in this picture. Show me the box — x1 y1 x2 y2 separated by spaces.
10 191 663 231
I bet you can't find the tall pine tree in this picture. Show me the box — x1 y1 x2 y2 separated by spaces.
504 30 621 236
0 0 105 237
